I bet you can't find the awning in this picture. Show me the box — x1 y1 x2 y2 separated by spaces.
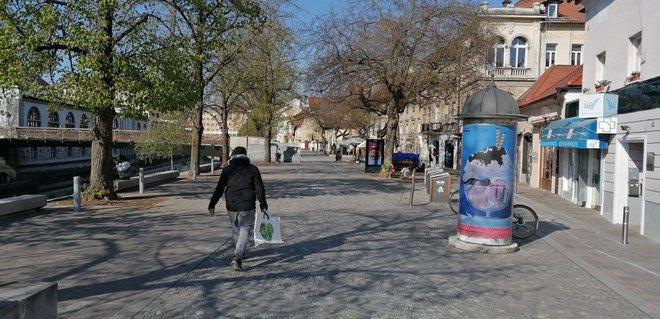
540 117 609 149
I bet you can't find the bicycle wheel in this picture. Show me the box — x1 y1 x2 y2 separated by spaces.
511 204 539 239
448 190 460 215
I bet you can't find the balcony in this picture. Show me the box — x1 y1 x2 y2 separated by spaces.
489 67 532 79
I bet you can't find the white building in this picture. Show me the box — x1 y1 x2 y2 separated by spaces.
581 0 660 241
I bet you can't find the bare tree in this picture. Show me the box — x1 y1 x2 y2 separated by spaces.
308 0 493 165
0 1 193 199
307 96 374 145
161 0 263 176
242 13 298 162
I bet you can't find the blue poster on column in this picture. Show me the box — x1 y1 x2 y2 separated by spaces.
459 124 515 219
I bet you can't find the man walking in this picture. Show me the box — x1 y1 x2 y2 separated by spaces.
208 146 268 271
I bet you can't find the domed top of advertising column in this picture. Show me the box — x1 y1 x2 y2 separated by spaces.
458 83 527 120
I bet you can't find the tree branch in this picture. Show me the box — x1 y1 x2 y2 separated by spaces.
35 44 87 54
114 13 154 44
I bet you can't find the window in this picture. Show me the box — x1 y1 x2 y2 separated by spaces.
27 107 40 127
80 114 89 128
545 43 557 68
596 52 606 81
48 112 60 127
571 44 583 65
629 33 642 75
137 122 141 130
65 112 75 128
510 37 528 68
490 38 506 67
547 3 558 18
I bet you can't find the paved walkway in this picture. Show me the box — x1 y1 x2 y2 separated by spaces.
0 151 659 318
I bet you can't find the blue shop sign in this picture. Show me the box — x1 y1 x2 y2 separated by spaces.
540 117 608 149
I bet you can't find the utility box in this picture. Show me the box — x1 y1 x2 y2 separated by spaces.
425 167 445 195
628 167 640 197
430 172 450 203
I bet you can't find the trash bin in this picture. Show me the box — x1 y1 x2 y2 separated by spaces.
430 172 450 203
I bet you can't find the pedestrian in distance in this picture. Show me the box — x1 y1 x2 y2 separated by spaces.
208 146 268 271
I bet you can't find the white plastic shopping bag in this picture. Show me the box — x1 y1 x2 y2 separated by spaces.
254 210 283 246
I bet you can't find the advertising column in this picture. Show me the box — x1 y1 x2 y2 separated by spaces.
448 82 526 253
457 123 516 245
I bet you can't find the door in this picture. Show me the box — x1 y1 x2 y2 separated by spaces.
540 147 553 190
627 142 644 227
577 150 589 206
522 134 532 184
444 140 454 168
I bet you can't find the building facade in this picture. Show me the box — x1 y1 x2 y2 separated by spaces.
580 0 660 241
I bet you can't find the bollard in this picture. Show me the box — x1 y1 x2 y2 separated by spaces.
139 168 144 194
211 158 215 174
73 176 81 212
409 169 417 206
622 206 629 245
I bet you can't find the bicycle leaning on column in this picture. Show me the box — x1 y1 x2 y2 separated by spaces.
448 189 539 239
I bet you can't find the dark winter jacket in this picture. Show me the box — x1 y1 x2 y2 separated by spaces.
208 156 268 212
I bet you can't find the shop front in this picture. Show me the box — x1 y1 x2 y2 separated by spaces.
540 117 607 209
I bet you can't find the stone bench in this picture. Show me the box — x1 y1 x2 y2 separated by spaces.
0 195 47 217
0 282 57 319
114 170 180 192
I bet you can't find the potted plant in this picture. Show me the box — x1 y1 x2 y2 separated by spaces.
626 71 640 82
594 79 611 92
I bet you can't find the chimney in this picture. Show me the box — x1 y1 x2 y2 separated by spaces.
502 0 511 6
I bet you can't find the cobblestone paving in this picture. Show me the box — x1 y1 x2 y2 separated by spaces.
0 152 653 318
131 154 647 318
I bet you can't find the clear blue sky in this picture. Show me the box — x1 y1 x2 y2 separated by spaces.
289 0 504 23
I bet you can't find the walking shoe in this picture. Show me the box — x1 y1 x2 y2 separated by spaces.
231 256 243 271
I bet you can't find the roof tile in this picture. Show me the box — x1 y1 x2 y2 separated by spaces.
517 64 582 107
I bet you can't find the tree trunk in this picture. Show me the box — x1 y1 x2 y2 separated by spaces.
86 3 117 200
222 108 230 165
383 103 400 166
189 62 204 177
87 108 116 199
265 132 272 163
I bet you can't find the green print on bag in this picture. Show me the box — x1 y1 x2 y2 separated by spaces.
260 222 274 241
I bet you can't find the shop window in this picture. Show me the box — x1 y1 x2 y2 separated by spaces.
489 37 506 67
628 33 642 77
547 3 558 18
80 114 89 128
595 52 606 83
565 101 579 118
571 44 582 65
48 112 60 127
510 37 528 68
27 107 40 127
65 112 75 128
545 43 557 68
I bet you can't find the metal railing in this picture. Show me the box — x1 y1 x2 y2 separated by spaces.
0 126 222 144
